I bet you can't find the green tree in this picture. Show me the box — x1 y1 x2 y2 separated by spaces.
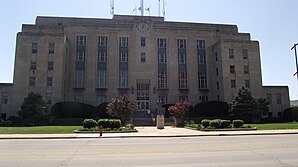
229 86 259 122
256 97 270 116
18 92 47 124
106 94 136 124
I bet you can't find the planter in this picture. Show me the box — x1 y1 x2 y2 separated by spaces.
173 117 184 127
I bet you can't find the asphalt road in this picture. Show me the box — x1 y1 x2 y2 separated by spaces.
1 134 298 167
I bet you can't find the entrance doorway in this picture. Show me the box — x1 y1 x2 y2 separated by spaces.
136 80 150 111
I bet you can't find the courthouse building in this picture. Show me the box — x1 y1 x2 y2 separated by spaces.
0 15 290 118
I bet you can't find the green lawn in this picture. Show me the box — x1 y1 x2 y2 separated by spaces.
0 126 81 134
247 122 298 130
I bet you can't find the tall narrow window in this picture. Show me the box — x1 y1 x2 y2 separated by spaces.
158 71 167 89
266 93 272 103
30 62 36 70
97 70 106 88
97 95 107 105
77 36 86 46
198 72 207 89
215 52 218 62
158 95 168 105
178 53 186 64
141 37 146 47
229 49 234 59
243 49 248 59
48 62 54 71
216 68 219 76
46 93 52 105
119 70 128 88
32 43 37 53
245 80 250 88
197 40 205 49
244 66 249 74
198 54 206 64
98 51 106 62
120 52 128 62
179 96 188 102
98 36 107 46
230 65 235 74
178 71 187 89
141 52 146 62
76 50 85 62
29 77 35 86
231 80 236 88
47 77 53 86
0 92 8 104
48 43 55 54
199 96 208 102
119 37 128 47
76 70 84 88
158 53 166 63
157 38 166 48
177 39 186 49
276 94 282 104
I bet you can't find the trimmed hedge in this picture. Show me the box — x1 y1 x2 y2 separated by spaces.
51 102 96 118
201 119 211 128
220 120 231 128
193 101 230 117
233 120 244 128
210 119 221 128
98 119 121 129
82 119 98 129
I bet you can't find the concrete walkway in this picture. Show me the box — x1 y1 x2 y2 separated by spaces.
1 126 298 139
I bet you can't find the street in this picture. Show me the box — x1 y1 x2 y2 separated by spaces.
1 134 298 167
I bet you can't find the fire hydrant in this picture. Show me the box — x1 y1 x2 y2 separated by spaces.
99 125 103 137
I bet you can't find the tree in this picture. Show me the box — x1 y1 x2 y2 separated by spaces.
106 94 136 124
229 86 259 123
256 98 270 116
18 92 47 124
168 101 191 119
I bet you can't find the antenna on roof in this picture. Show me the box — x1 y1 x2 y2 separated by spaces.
163 0 166 18
110 0 115 16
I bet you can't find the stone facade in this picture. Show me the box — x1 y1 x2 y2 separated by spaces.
2 15 290 117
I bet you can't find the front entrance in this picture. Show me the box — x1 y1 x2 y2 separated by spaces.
136 80 150 111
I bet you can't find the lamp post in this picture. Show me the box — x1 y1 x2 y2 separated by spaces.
291 43 298 82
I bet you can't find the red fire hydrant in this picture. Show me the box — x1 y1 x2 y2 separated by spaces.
99 125 103 137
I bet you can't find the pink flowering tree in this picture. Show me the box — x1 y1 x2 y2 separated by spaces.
168 101 191 119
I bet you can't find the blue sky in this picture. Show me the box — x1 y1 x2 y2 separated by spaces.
1 0 298 100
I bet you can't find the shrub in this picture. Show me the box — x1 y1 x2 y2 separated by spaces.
110 119 121 129
125 123 135 130
82 119 98 129
193 101 230 117
169 101 191 119
98 119 121 129
210 119 221 128
201 119 211 128
51 102 96 118
220 120 231 128
233 120 244 128
98 119 110 128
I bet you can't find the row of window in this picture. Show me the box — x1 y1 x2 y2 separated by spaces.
32 43 55 54
29 77 53 86
0 92 8 104
229 65 250 74
30 62 54 71
266 93 282 104
228 48 248 59
230 79 250 88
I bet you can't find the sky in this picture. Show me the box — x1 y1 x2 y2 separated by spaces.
1 0 298 100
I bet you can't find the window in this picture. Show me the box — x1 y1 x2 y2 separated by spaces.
216 68 219 76
49 43 55 54
1 92 8 104
198 72 207 89
46 93 52 105
76 70 84 88
245 80 250 88
97 95 106 105
215 52 218 62
276 94 282 104
75 95 83 103
48 62 54 71
266 94 272 103
47 77 53 86
157 38 166 48
97 70 106 88
217 81 219 89
120 52 128 62
158 95 168 105
32 43 37 53
98 51 106 62
120 37 128 47
244 66 249 74
77 36 86 46
158 53 166 63
179 96 188 102
231 80 236 88
177 39 186 49
198 54 206 64
243 49 248 59
178 71 188 89
197 40 205 49
76 50 85 62
158 71 167 89
178 53 186 64
30 62 36 70
199 96 208 102
29 77 35 86
229 49 234 59
119 70 128 88
141 52 146 62
99 36 107 46
230 66 235 74
141 37 146 47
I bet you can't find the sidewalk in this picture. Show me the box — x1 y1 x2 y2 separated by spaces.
1 126 298 139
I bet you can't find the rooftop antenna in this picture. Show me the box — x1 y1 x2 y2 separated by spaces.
139 0 144 16
110 0 114 16
158 0 161 16
163 0 166 18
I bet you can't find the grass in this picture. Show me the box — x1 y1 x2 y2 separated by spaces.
246 122 298 130
0 126 81 134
